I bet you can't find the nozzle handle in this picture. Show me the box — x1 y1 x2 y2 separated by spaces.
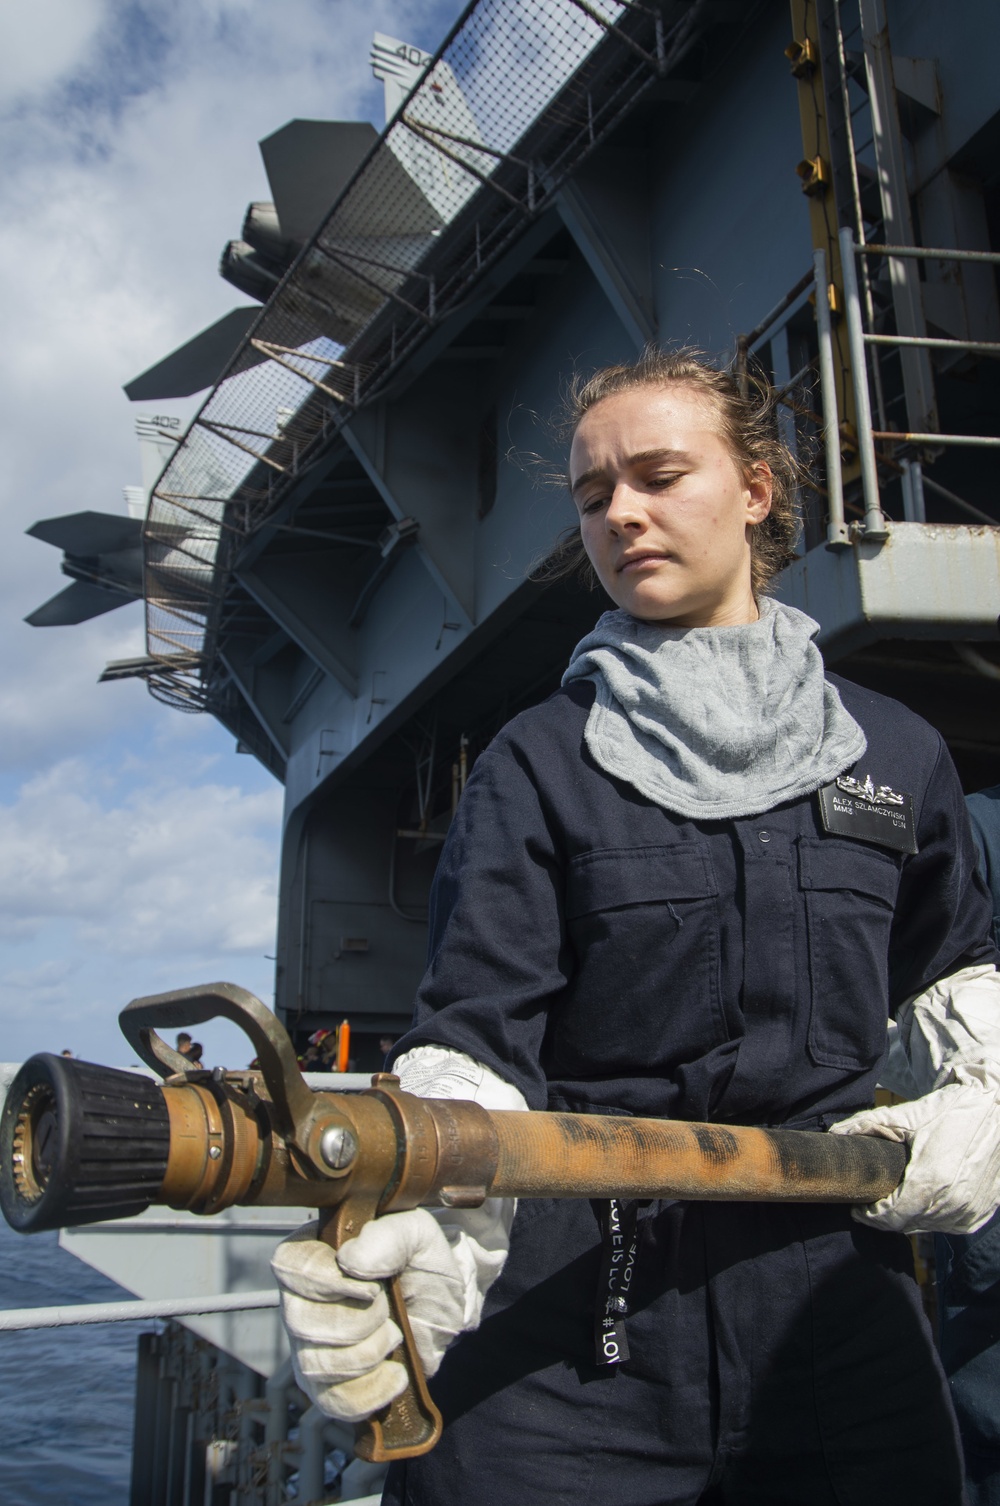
119 982 314 1143
320 1203 443 1462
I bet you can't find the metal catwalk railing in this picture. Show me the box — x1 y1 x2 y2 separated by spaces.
140 0 716 712
775 0 1000 552
127 1327 384 1505
838 229 1000 543
740 233 1000 556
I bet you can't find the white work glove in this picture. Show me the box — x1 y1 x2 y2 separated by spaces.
272 1046 526 1421
274 1206 485 1420
832 965 1000 1234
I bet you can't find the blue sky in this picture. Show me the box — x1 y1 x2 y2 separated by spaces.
0 0 467 1067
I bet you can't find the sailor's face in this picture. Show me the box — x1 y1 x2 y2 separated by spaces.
570 385 772 627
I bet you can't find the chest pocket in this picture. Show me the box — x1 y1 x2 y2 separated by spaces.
556 844 723 1074
799 839 901 1070
566 844 718 920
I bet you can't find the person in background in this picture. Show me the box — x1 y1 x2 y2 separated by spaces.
379 1035 396 1062
936 782 1000 1504
186 1042 204 1069
175 1032 193 1058
300 1029 334 1071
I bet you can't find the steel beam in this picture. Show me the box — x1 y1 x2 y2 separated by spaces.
555 146 656 349
234 441 371 575
343 379 482 625
237 560 359 698
217 641 291 759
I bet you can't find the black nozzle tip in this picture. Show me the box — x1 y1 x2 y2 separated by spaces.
0 1054 170 1234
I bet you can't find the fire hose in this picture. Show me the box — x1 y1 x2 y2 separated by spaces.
0 983 906 1462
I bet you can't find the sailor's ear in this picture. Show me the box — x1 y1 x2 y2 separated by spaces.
746 462 773 524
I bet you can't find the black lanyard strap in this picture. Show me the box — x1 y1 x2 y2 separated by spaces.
593 1197 641 1366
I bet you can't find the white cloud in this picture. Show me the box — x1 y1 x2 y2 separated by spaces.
0 752 282 1063
0 0 110 106
1 608 149 776
0 0 467 1067
0 756 282 953
0 957 80 993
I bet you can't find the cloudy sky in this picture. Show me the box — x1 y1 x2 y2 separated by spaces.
0 0 467 1068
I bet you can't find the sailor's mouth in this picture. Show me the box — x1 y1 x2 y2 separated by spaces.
617 552 672 574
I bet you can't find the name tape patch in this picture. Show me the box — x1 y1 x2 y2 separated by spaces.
818 773 918 855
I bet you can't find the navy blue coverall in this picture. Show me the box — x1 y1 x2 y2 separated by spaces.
384 676 997 1506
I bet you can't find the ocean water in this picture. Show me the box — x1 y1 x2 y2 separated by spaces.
0 1216 138 1505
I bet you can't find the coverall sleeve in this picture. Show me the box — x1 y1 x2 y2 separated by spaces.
888 735 998 1011
965 785 1000 948
397 741 571 1110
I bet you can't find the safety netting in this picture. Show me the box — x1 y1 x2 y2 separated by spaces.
144 0 703 706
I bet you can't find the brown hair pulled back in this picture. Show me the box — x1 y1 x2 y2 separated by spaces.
546 347 802 598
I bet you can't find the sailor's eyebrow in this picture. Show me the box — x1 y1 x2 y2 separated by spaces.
570 448 695 495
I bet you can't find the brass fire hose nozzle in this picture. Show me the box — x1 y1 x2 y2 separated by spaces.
0 983 907 1462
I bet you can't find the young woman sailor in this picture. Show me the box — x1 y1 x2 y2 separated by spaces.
273 351 1000 1504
